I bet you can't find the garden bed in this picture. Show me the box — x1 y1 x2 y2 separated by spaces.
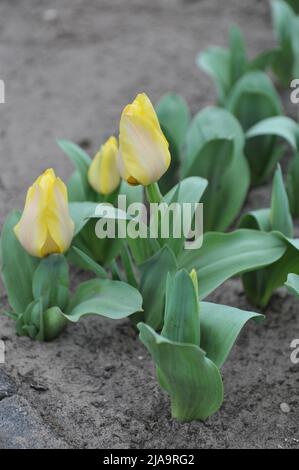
0 0 298 449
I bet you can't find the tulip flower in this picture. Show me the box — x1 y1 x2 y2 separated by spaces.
14 169 75 258
88 136 120 195
118 93 171 186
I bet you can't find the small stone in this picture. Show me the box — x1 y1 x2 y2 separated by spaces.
43 9 58 22
280 402 290 413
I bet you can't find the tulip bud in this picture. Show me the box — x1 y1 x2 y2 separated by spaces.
190 268 199 302
118 93 171 186
88 136 120 195
14 169 75 258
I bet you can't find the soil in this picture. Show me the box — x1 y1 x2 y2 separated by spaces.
0 0 298 449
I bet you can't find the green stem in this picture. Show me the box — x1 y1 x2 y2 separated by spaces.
145 182 163 204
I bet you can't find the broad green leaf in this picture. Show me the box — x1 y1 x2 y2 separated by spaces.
247 49 280 71
178 229 286 299
285 0 299 14
229 26 247 84
162 270 200 346
65 278 143 322
32 254 70 311
161 176 207 254
69 202 122 266
285 273 299 296
69 202 99 235
246 116 299 151
156 93 190 159
200 302 263 368
42 307 68 342
119 180 144 207
270 165 293 237
57 140 93 199
271 0 299 85
287 152 299 216
139 246 177 330
239 209 271 232
239 168 295 307
242 236 299 307
183 107 249 231
69 246 107 279
197 47 231 105
227 71 282 185
138 322 223 422
156 94 191 191
0 211 39 314
67 170 89 202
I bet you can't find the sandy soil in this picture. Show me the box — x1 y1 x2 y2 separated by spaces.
0 0 298 448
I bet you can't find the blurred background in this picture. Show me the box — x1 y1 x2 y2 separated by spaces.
0 0 273 221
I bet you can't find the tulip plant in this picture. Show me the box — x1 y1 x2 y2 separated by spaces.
239 165 299 308
0 169 142 340
197 26 277 107
138 269 263 421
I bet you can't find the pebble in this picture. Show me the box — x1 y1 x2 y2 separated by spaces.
280 402 290 413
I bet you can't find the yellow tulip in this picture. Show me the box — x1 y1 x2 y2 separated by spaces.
118 93 171 186
88 136 120 195
14 169 75 258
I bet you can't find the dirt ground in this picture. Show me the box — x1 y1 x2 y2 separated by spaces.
0 0 298 449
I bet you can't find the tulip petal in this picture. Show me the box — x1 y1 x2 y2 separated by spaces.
88 136 120 195
46 178 75 254
119 113 171 186
14 183 48 258
125 93 161 130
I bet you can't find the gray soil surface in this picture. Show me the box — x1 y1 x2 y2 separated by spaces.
0 0 298 449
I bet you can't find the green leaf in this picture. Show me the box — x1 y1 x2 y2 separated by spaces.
70 246 107 279
239 208 272 232
161 176 207 254
200 302 263 368
284 0 299 14
285 272 299 296
182 107 249 231
0 211 39 314
227 71 282 185
57 140 94 200
270 165 293 237
42 307 68 342
156 94 190 192
229 26 247 84
65 278 143 322
156 93 190 160
246 116 299 151
69 202 99 235
287 152 299 216
139 246 177 330
162 270 200 346
67 170 90 202
178 229 286 299
271 0 299 85
32 254 70 311
138 322 224 422
247 48 280 71
197 47 231 105
239 167 296 307
242 236 299 307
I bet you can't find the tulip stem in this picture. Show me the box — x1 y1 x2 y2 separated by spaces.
145 182 163 204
